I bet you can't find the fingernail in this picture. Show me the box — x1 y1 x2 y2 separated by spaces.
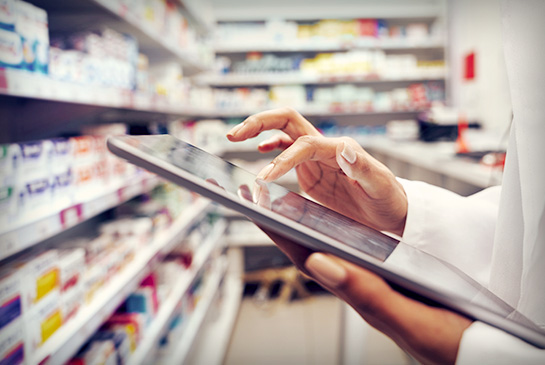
305 253 347 288
256 163 275 181
252 182 261 204
252 179 268 206
227 123 244 137
341 143 356 164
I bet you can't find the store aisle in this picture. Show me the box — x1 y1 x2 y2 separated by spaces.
225 293 412 365
225 295 341 365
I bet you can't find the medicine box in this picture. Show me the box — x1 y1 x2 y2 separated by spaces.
23 290 62 353
0 270 23 330
12 249 60 312
0 318 25 365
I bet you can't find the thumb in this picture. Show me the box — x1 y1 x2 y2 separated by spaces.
304 252 395 316
336 142 381 197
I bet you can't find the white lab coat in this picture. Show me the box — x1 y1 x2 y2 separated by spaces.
398 1 545 363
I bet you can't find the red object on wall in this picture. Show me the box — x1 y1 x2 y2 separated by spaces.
464 52 476 81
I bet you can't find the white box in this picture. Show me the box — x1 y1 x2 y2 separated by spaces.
12 250 60 312
61 284 84 324
23 290 62 353
58 248 85 293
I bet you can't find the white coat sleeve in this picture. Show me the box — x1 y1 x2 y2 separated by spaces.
398 178 500 286
398 178 545 362
457 322 545 365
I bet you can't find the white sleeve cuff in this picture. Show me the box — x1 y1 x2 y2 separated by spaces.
456 322 545 365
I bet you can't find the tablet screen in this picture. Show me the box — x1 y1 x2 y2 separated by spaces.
110 134 545 345
131 134 397 262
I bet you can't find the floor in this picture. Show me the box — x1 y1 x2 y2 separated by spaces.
224 294 412 365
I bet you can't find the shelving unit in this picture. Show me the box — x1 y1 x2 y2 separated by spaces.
202 12 447 122
177 0 215 35
185 269 244 364
0 2 246 364
0 173 158 261
197 106 431 119
163 256 228 364
0 68 203 118
130 218 227 364
0 0 215 143
90 0 207 73
197 72 445 87
363 138 503 195
31 198 211 365
214 38 445 54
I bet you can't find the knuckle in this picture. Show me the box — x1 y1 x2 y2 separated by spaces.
340 136 357 146
282 106 298 116
359 158 372 174
273 154 290 165
297 135 317 145
244 115 256 125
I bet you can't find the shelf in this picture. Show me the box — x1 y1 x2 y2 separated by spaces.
362 138 503 188
130 219 228 365
164 257 228 364
177 0 215 35
200 106 429 119
0 173 159 262
0 69 429 121
197 73 446 87
226 220 274 247
0 68 207 117
32 198 211 365
187 272 243 365
90 0 207 73
214 38 445 54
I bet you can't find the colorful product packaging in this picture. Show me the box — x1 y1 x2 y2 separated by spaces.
13 0 49 73
0 270 23 330
68 338 116 365
125 287 156 325
0 143 21 229
12 249 60 312
58 248 85 322
0 0 22 69
0 318 25 365
104 313 145 350
90 330 131 365
23 290 63 353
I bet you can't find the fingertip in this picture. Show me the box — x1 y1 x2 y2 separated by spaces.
226 123 245 140
257 141 273 152
256 163 275 181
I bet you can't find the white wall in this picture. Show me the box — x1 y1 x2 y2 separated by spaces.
447 0 512 133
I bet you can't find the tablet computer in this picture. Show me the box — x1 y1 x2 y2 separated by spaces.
107 134 545 349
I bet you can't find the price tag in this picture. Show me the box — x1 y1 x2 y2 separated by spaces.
0 231 18 259
0 68 7 90
119 3 128 17
60 204 83 229
117 186 127 202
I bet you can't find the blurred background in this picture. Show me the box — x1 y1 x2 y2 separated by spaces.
0 0 511 364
